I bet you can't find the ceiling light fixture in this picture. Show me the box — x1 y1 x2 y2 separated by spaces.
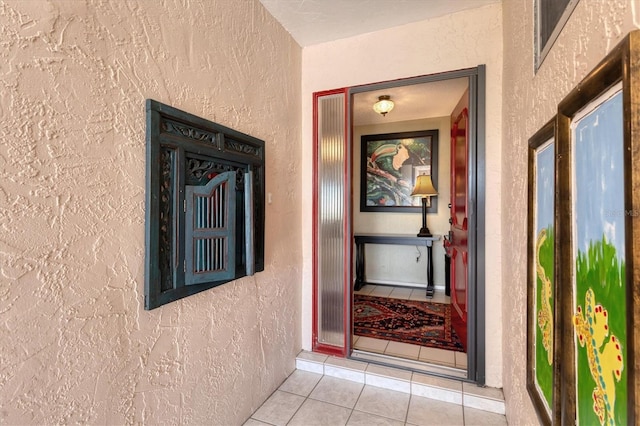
373 95 394 116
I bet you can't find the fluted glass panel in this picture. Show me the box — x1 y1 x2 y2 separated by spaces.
317 93 346 347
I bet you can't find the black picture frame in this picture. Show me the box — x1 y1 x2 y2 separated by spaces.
144 99 265 310
534 0 580 71
360 130 438 213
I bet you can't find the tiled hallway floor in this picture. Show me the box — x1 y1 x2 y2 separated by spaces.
246 285 498 425
245 370 507 425
354 284 467 370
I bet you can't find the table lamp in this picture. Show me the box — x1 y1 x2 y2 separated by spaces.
411 174 438 237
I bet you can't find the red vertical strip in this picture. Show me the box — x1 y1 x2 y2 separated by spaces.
342 90 351 354
311 92 319 350
312 88 349 357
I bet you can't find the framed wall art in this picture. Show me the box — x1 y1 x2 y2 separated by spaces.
534 0 580 71
526 117 559 426
556 31 640 425
360 129 438 213
144 100 265 310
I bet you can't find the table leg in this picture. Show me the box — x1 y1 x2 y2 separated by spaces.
354 242 365 290
426 245 434 298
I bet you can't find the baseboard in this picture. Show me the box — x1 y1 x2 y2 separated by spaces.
360 279 445 291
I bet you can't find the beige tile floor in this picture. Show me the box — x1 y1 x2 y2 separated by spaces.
245 370 507 425
353 285 467 370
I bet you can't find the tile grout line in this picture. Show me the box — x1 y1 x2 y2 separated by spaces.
298 377 318 421
322 364 415 424
461 391 465 426
342 382 366 426
296 354 506 416
283 375 410 426
405 393 413 424
284 371 325 425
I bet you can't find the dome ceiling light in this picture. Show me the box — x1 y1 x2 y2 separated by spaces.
373 95 394 116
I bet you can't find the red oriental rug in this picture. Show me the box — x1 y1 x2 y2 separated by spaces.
353 294 465 352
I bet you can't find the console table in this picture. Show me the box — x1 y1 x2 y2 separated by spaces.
354 234 440 298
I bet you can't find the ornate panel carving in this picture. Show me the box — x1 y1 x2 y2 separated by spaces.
145 99 265 310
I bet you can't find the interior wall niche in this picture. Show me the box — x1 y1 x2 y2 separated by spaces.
144 99 265 310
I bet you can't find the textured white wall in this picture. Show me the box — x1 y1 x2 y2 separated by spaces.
301 3 503 388
0 1 301 424
501 0 638 423
353 117 451 288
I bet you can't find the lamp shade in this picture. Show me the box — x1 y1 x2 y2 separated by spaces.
411 174 437 197
373 95 394 116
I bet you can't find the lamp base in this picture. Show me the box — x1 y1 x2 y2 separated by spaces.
417 227 432 237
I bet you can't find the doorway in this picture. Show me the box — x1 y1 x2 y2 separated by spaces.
312 67 486 384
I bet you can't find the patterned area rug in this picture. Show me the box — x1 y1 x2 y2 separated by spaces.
354 294 465 352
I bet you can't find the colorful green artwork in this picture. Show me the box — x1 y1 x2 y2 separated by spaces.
572 89 626 426
533 138 555 412
534 226 554 408
573 240 626 426
362 133 434 208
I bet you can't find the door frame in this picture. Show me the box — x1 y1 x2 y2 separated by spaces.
312 88 350 357
312 66 486 384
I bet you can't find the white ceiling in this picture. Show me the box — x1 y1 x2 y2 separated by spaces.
258 0 499 47
258 0 489 124
352 78 469 126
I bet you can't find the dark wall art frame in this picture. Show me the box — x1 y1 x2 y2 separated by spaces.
526 117 560 426
144 100 265 310
534 0 580 71
555 31 640 425
360 129 438 213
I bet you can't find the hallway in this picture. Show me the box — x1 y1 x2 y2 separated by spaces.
245 351 506 425
246 368 506 425
353 284 467 371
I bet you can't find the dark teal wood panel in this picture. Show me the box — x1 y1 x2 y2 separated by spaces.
144 99 265 310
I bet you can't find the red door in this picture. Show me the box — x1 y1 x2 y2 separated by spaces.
449 90 469 324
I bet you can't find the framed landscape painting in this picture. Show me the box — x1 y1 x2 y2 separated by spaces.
360 130 438 213
527 118 558 426
556 31 640 425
